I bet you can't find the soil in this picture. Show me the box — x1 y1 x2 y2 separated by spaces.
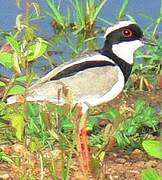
0 144 161 180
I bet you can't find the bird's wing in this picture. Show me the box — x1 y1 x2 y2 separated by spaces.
26 62 124 106
29 52 115 90
26 52 125 107
7 52 118 105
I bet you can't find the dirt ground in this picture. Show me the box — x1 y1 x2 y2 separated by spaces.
0 144 161 180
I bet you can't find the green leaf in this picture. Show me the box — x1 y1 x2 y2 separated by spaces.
12 52 21 74
0 52 12 68
16 75 27 82
27 102 39 117
28 38 48 61
46 0 65 27
61 118 74 129
87 116 100 130
0 81 5 86
73 0 85 27
6 34 21 53
118 0 129 19
142 167 162 180
25 27 35 42
8 85 25 95
142 140 162 159
0 150 13 163
89 0 107 25
29 137 42 152
12 113 25 141
16 14 23 31
135 99 145 113
107 107 118 120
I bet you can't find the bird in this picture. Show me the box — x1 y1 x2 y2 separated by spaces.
7 20 154 172
7 21 152 107
7 20 153 110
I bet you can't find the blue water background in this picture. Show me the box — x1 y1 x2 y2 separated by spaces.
0 0 161 77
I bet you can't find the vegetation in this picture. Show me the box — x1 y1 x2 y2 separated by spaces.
0 0 161 179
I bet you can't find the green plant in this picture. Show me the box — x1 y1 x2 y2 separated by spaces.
142 167 162 180
130 0 162 90
0 1 51 144
0 102 25 142
0 150 13 163
46 0 68 30
118 0 129 19
73 0 107 33
45 0 107 33
142 139 162 159
115 99 160 149
142 139 162 180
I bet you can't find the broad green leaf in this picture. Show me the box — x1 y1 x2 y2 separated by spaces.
28 38 48 61
0 81 5 86
11 113 25 141
0 52 12 68
142 139 162 159
6 35 21 53
16 75 27 82
8 85 25 95
142 167 162 180
61 118 74 129
16 74 37 85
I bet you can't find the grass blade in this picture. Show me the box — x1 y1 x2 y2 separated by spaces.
45 0 65 27
152 0 162 36
90 0 107 25
118 0 129 19
73 0 85 28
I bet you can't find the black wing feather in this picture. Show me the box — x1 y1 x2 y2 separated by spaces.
51 60 115 80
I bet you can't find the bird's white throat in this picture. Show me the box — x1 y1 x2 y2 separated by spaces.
112 40 144 64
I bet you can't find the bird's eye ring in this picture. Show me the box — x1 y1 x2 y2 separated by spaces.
122 29 133 37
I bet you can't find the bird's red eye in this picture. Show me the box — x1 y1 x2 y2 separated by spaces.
122 29 133 37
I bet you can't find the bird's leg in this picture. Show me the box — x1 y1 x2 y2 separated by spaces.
74 103 91 174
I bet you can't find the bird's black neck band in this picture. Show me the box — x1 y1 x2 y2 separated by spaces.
100 49 133 83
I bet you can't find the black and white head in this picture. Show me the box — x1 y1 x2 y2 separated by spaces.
103 21 147 64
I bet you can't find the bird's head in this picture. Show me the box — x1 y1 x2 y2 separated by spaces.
103 21 155 64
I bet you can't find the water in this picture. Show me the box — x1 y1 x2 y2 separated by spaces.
0 0 161 31
0 0 161 77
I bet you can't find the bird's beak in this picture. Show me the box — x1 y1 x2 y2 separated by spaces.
141 37 157 46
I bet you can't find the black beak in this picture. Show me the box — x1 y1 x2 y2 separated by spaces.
141 37 157 46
